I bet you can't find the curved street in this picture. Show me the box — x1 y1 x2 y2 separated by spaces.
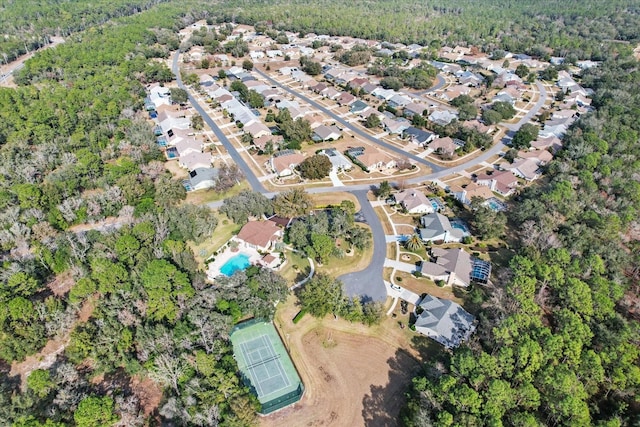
173 52 548 301
337 190 388 302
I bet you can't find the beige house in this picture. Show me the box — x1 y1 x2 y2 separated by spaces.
236 220 283 252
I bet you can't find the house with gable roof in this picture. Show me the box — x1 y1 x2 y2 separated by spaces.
236 220 283 252
419 212 466 243
393 189 434 214
414 295 476 349
420 247 491 287
475 170 519 196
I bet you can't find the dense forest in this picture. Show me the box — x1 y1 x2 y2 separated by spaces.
212 0 640 59
0 0 178 63
0 3 281 425
402 58 640 426
0 0 639 425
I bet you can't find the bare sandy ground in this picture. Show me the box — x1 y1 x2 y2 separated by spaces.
261 296 424 427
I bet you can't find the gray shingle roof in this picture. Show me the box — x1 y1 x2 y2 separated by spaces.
415 295 475 348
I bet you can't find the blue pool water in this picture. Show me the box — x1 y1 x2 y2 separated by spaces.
450 219 470 235
487 198 506 211
220 253 251 276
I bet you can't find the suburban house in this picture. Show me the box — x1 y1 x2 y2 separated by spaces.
158 111 191 133
174 138 203 157
253 134 283 151
148 84 171 108
244 121 272 139
187 167 219 191
501 158 541 181
382 117 411 135
321 87 341 100
475 170 519 196
517 149 553 164
320 148 353 172
418 212 466 243
420 247 491 287
372 87 396 100
404 127 437 146
531 135 562 152
357 148 397 170
389 94 412 108
311 82 328 94
337 92 356 106
178 151 213 170
270 151 306 177
347 77 369 91
403 102 429 118
439 85 471 102
429 109 458 126
448 182 495 205
393 189 434 214
463 120 493 135
236 220 283 252
414 295 476 349
312 125 342 142
429 137 459 156
456 70 483 86
350 100 370 114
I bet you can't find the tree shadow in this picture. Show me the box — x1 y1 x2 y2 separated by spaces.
361 348 422 427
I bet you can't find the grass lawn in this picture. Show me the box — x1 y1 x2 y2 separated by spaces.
311 192 361 211
316 228 374 277
390 269 464 305
387 243 398 260
279 251 311 284
188 212 242 268
184 180 250 205
375 206 395 235
402 244 428 261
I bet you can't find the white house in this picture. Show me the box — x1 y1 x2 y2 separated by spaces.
418 212 466 243
393 190 434 214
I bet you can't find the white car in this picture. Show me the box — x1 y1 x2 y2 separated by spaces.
390 283 402 291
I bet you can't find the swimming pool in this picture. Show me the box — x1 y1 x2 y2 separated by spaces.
429 197 445 211
220 253 251 276
450 219 470 235
487 198 506 212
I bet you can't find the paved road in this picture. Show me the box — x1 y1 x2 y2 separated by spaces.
172 52 267 193
179 54 547 301
406 80 548 184
253 69 444 173
413 73 447 95
337 190 388 302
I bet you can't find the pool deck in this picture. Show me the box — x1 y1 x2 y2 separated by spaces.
207 241 262 280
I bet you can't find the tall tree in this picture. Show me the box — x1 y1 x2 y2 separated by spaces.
272 188 313 217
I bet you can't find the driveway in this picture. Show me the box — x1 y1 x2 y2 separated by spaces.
384 259 418 274
172 52 267 193
328 170 344 187
337 190 388 302
254 69 444 173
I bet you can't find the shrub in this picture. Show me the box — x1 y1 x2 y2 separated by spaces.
293 309 307 324
413 271 423 278
436 279 445 287
396 276 403 282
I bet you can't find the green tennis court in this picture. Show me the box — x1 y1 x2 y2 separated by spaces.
230 320 304 414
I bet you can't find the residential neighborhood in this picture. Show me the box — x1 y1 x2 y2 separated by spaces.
148 20 597 351
0 2 634 427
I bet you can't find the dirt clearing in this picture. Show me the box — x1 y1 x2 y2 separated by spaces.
261 297 424 427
